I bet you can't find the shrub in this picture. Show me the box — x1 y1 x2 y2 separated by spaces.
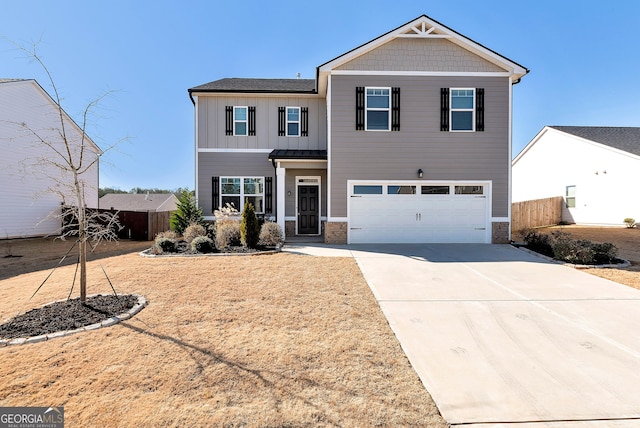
519 228 553 256
624 218 636 228
215 219 241 249
259 222 284 247
183 223 207 244
214 203 240 220
170 190 204 235
155 230 179 240
155 236 177 253
191 236 215 253
591 242 618 264
240 202 260 248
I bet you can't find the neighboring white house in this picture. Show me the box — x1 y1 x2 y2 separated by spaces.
0 79 101 239
99 193 179 212
512 126 640 225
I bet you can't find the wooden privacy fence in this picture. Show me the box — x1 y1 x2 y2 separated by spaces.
512 196 563 233
63 206 173 241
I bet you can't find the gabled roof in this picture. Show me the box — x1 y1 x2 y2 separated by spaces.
548 126 640 157
0 78 102 155
189 14 528 99
99 193 179 212
317 14 528 79
189 78 316 94
513 126 640 165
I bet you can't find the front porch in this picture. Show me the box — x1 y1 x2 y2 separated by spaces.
268 149 328 242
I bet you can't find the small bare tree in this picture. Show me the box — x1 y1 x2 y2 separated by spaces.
11 44 121 303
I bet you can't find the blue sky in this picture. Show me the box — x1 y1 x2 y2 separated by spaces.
1 1 639 191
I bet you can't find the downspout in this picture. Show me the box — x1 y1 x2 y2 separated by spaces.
188 90 195 106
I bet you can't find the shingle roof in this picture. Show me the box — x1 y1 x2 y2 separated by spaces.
268 149 328 160
99 193 178 212
550 126 640 157
189 78 316 94
0 78 28 84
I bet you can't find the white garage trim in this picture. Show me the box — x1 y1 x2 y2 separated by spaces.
347 180 492 244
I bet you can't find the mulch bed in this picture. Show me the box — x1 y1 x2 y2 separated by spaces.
0 294 138 340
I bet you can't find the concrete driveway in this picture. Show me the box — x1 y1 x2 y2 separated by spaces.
351 244 640 426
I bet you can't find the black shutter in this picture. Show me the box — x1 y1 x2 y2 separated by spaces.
440 88 449 131
278 106 285 136
355 87 365 130
212 176 220 212
476 88 484 132
248 106 256 136
391 87 400 131
225 106 233 135
301 107 309 137
265 177 273 214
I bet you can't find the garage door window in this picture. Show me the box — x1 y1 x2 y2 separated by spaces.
354 185 383 195
455 185 484 195
388 185 416 195
422 186 450 194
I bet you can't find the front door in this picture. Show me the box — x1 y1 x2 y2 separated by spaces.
298 185 319 234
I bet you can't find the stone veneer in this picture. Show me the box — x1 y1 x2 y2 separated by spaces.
492 222 510 244
324 222 347 244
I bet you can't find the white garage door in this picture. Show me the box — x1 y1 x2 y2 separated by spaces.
349 182 490 244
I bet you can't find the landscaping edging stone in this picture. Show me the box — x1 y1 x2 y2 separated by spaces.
512 245 631 269
0 294 147 347
139 246 281 258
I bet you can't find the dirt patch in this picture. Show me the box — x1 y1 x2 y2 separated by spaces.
534 225 640 291
0 294 139 340
0 242 446 426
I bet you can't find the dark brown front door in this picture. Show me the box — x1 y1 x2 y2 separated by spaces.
298 185 319 234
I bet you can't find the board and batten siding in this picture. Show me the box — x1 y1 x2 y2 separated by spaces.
284 169 327 218
0 80 100 239
196 95 327 151
197 152 275 217
329 75 510 218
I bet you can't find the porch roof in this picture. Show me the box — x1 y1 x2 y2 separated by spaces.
268 149 327 161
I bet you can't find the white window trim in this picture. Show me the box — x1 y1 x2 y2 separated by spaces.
365 87 391 132
220 176 265 214
233 106 248 136
449 88 475 132
285 106 300 137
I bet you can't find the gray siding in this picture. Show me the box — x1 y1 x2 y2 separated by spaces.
336 38 505 73
197 152 275 216
284 169 327 217
196 95 327 150
329 75 510 217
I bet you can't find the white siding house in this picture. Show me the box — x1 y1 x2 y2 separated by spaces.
0 79 101 239
512 126 640 225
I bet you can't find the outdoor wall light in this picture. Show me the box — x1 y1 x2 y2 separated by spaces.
287 190 292 196
418 168 424 178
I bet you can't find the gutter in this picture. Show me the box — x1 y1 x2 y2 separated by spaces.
188 90 195 106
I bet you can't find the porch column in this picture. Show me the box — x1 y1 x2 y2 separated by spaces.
276 166 286 238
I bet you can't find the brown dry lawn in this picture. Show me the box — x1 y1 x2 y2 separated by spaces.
0 239 447 427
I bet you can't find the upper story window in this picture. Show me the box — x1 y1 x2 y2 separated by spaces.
278 106 308 137
566 185 576 208
225 106 256 136
366 87 390 131
450 89 475 131
287 107 300 136
234 106 248 136
356 87 400 132
440 88 484 132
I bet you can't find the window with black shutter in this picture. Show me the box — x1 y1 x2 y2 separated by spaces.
212 176 220 211
475 88 484 132
225 107 233 135
391 87 400 131
355 87 365 130
278 107 286 136
248 106 256 136
265 177 273 214
440 88 449 131
301 107 309 136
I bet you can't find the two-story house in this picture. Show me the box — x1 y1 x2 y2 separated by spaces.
188 14 528 244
